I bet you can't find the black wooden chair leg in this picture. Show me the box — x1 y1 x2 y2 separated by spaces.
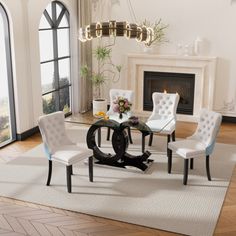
107 127 111 141
171 131 176 142
127 127 133 144
89 156 93 182
183 159 189 185
46 160 52 186
206 155 211 181
66 165 72 193
148 133 153 146
98 128 101 147
70 165 73 175
167 134 171 154
142 134 145 153
168 148 172 174
190 158 194 169
167 134 171 143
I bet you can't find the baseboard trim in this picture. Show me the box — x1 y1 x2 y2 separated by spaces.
17 126 39 141
222 116 236 123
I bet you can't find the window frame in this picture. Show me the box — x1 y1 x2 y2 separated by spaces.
0 3 16 147
39 1 72 114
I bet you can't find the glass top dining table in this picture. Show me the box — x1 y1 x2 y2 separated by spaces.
65 111 174 134
65 111 174 171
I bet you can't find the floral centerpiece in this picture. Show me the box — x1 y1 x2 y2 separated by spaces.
113 96 132 119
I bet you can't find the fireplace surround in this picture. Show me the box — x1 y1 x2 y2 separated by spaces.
126 54 217 122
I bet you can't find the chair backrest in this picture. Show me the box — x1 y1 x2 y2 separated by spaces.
190 109 222 155
149 92 180 120
107 89 134 116
38 111 72 157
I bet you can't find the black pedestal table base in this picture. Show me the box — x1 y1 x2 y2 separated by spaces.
86 119 153 172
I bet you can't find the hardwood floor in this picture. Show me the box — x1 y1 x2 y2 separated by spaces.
0 121 235 235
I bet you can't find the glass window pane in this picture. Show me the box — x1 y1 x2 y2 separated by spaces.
39 2 71 116
39 30 54 61
42 92 57 114
59 14 69 27
0 10 12 146
57 29 70 57
59 86 71 113
39 14 51 29
0 16 9 99
40 62 55 93
59 58 70 87
46 3 52 18
0 110 11 144
56 3 62 19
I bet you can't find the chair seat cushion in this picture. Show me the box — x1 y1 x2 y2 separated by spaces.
51 145 92 165
146 119 175 134
168 140 206 159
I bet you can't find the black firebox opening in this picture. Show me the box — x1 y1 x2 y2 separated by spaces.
143 71 195 115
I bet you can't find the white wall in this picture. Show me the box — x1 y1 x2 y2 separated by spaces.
0 0 79 133
1 0 33 134
93 0 236 117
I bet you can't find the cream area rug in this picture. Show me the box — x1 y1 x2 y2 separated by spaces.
0 125 236 236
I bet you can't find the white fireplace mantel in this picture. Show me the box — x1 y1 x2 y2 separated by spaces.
126 53 217 122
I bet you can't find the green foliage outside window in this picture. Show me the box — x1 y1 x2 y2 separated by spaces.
42 77 70 115
0 115 10 143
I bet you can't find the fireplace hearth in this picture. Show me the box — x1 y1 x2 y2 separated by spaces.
143 71 195 115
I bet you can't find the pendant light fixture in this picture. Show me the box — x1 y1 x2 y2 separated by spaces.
78 20 154 46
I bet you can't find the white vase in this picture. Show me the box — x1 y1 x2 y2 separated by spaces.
194 37 205 56
142 44 160 54
143 46 154 53
93 99 107 116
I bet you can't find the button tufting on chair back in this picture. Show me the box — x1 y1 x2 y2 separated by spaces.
188 108 222 155
152 92 180 120
38 111 72 155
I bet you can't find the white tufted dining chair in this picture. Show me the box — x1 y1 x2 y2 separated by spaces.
144 92 180 153
106 89 134 143
38 111 93 193
167 109 222 185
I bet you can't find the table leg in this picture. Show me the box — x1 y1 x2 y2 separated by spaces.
98 128 101 147
142 133 145 153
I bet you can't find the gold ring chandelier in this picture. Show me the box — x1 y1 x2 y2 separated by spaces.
78 20 154 45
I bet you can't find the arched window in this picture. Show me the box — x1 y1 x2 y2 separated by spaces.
39 1 71 114
0 3 16 147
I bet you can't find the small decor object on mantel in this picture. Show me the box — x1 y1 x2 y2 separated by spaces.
113 96 132 119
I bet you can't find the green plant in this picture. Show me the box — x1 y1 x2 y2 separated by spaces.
80 44 122 99
142 19 168 47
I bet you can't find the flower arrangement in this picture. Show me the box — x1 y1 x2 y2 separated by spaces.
113 96 132 115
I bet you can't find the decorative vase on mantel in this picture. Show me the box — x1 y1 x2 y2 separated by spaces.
143 45 154 53
142 44 160 54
